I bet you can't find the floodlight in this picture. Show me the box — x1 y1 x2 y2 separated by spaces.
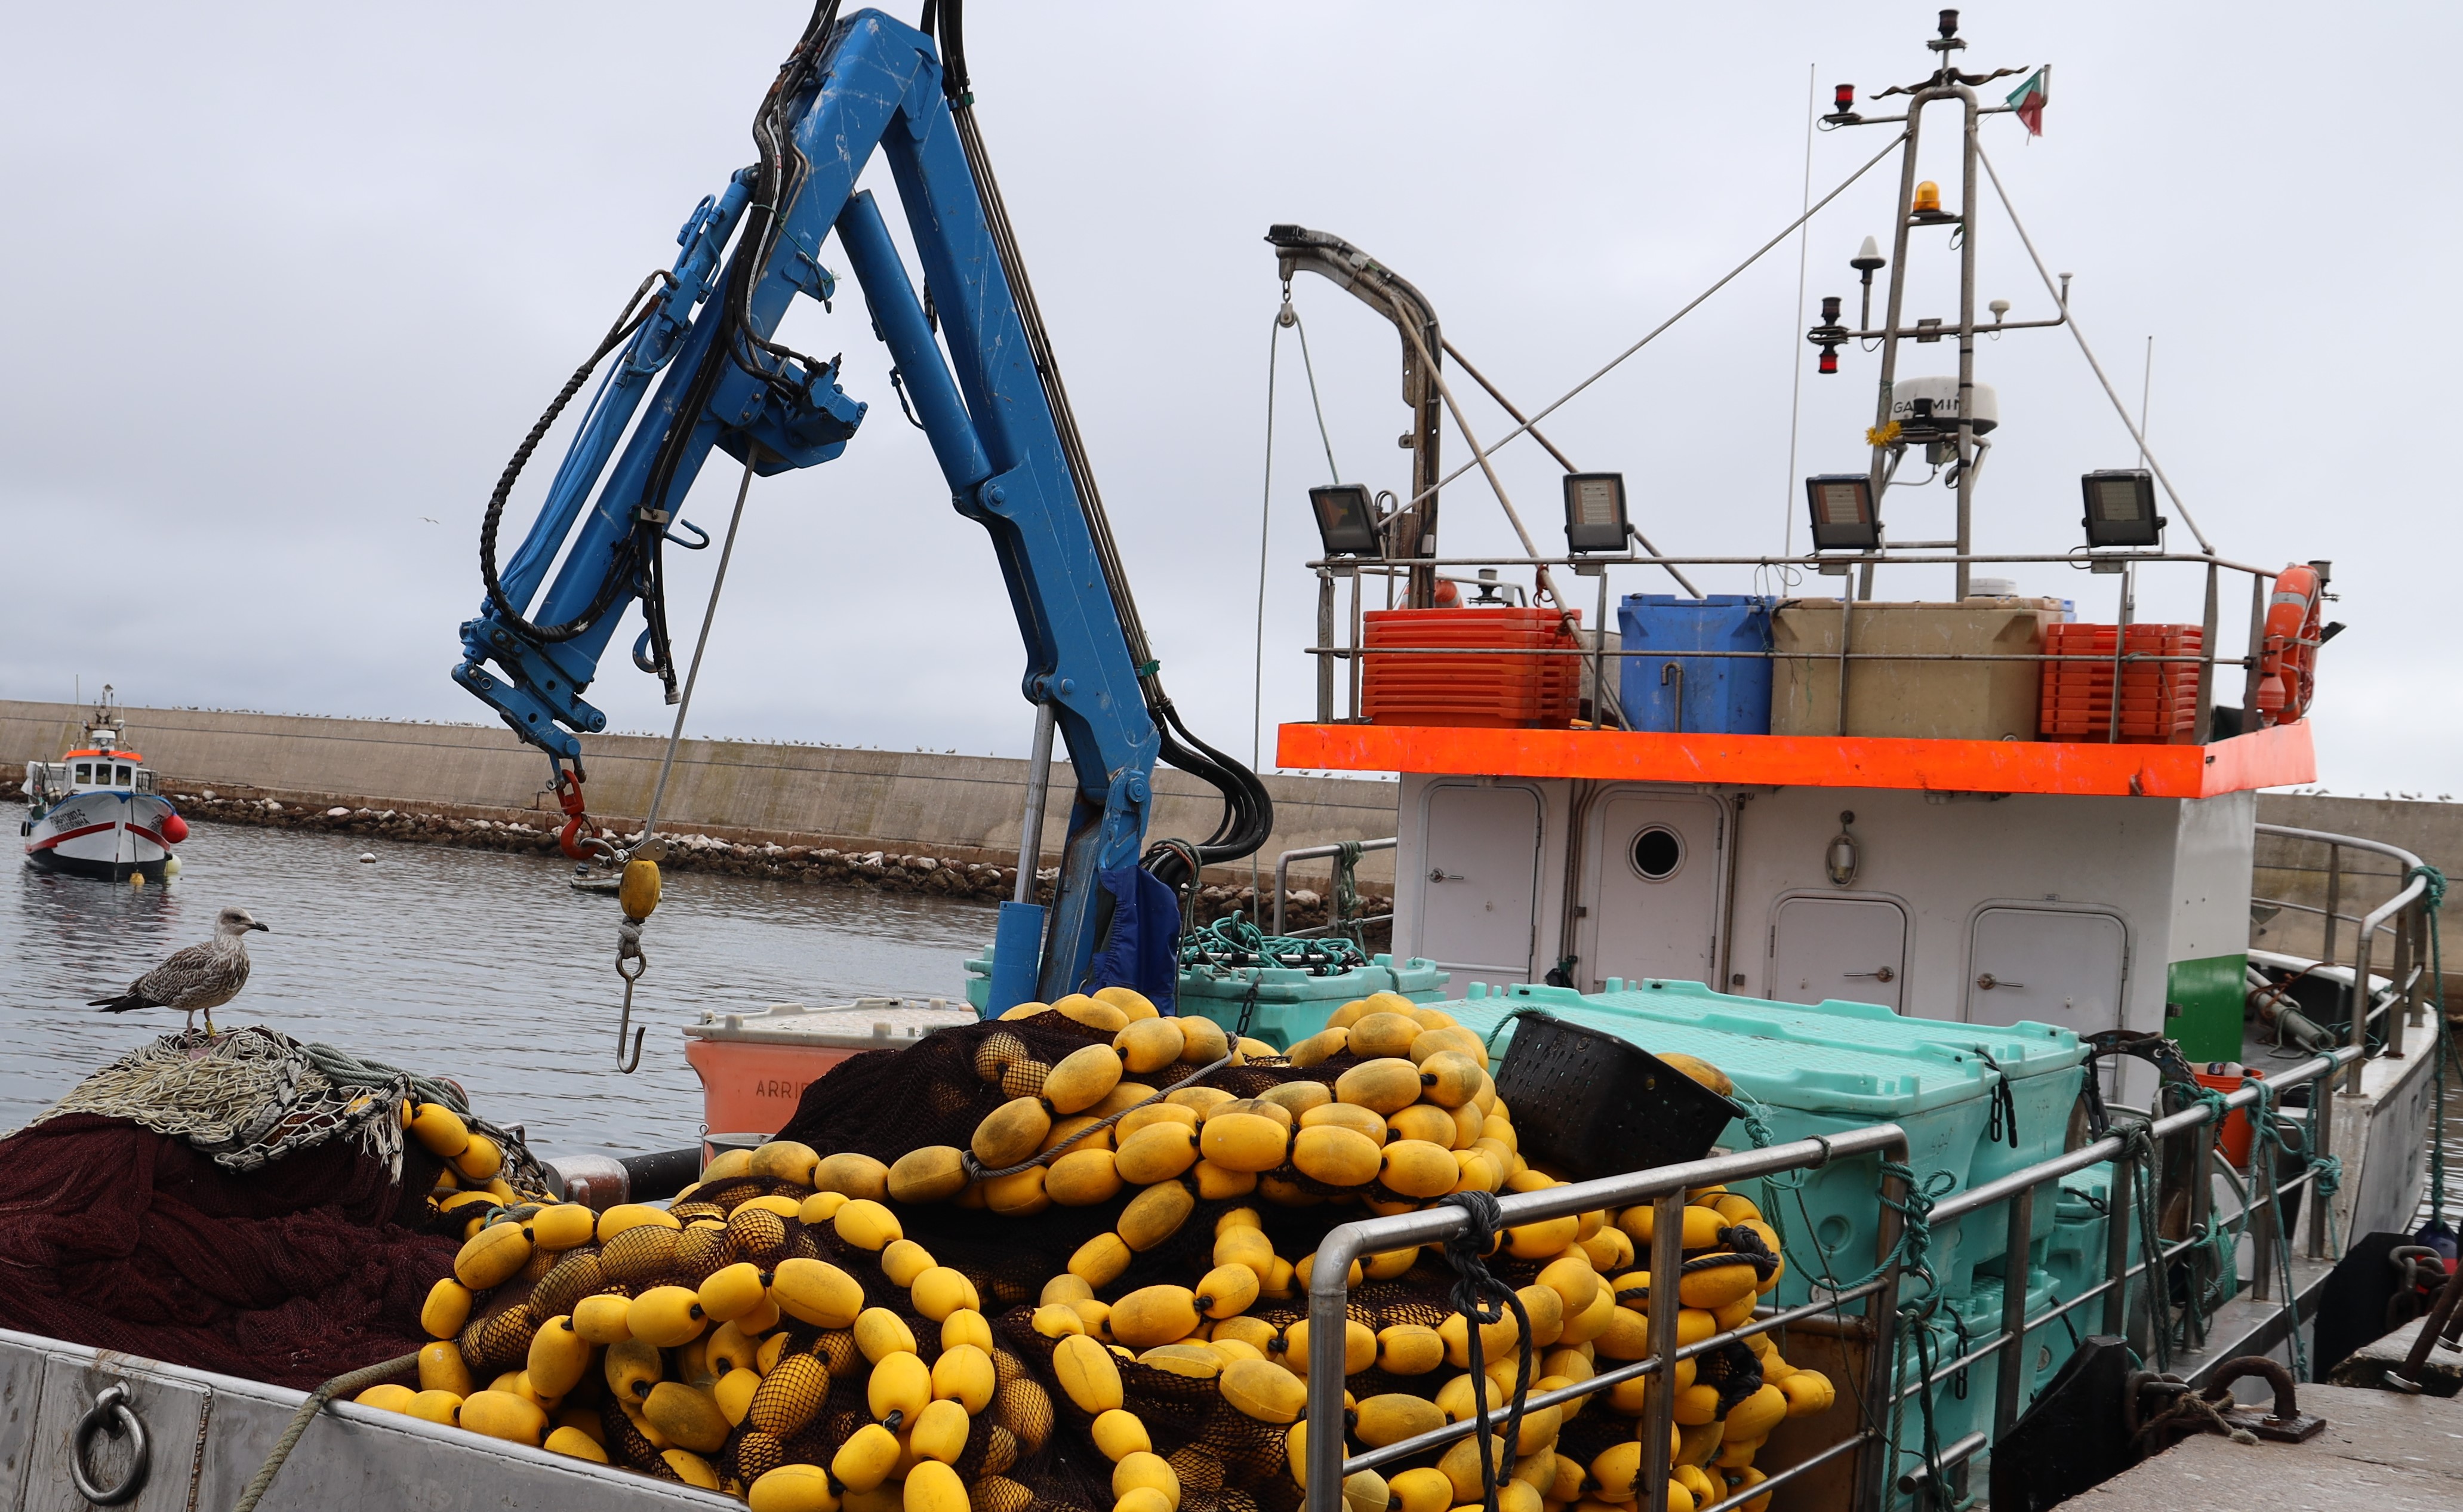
2080 469 2163 549
1562 472 1630 554
1803 474 1880 551
1308 484 1383 556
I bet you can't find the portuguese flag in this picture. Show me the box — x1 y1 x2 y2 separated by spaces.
2007 66 2049 136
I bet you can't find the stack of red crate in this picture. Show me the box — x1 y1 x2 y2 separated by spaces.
1361 607 1583 728
2040 622 2203 743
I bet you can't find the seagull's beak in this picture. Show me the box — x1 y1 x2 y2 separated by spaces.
250 922 270 932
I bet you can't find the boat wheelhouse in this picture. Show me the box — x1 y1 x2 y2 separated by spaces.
21 686 187 882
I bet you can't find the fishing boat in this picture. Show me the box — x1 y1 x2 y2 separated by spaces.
20 686 189 882
1237 10 2446 1499
1 13 2448 1512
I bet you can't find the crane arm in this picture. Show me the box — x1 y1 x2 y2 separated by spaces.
455 6 1196 1000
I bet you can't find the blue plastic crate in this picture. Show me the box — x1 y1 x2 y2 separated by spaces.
1617 594 1775 734
1451 978 2085 1302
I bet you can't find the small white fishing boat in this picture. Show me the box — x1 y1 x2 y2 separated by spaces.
20 686 189 882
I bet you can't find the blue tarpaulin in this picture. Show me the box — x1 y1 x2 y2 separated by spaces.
1085 865 1181 1014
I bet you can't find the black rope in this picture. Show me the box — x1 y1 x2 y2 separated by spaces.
1976 1049 2019 1149
1436 1191 1535 1512
477 270 676 645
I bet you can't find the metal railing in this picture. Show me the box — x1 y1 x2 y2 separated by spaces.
1270 839 1395 937
1306 549 2303 745
2255 824 2434 1101
1301 1042 2370 1512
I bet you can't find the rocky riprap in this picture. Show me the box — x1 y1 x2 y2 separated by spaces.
4 780 1388 941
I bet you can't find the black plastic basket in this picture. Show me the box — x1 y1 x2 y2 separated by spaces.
1490 1011 1740 1181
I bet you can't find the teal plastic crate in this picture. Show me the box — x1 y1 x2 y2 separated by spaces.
1177 954 1450 1049
2032 1169 2121 1325
959 947 1447 1043
1450 978 2085 1302
1887 1266 2067 1510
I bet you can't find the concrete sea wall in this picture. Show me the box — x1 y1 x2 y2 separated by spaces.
0 700 1399 886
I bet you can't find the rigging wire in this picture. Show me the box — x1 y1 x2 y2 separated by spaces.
1976 140 2213 553
1249 295 1344 908
1386 129 1910 518
1439 338 1700 598
1779 63 1817 578
638 450 759 849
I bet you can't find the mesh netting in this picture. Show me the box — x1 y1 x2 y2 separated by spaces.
13 1026 550 1191
0 1028 544 1390
0 1110 454 1388
759 1011 1571 1512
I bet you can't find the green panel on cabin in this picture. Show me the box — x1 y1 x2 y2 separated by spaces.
2168 953 2247 1063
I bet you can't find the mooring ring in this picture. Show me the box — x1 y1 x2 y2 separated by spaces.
69 1382 150 1507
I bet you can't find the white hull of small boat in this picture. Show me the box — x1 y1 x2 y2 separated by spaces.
23 789 180 881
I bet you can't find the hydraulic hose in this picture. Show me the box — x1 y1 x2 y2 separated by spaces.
924 0 1275 885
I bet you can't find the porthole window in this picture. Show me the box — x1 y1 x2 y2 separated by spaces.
1630 825 1684 881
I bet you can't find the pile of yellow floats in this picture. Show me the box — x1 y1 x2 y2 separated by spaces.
349 989 1834 1512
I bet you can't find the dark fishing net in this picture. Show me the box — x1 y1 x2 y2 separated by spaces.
0 1028 566 1391
0 1110 456 1389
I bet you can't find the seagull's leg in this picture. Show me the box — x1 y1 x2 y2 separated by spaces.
183 1009 196 1035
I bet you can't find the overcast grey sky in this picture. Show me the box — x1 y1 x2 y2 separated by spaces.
4 4 2454 797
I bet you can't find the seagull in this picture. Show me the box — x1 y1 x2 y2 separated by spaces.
89 906 269 1034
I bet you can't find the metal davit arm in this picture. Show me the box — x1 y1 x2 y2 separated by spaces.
452 8 1161 997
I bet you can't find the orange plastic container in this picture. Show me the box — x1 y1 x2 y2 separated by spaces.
2041 623 2202 743
681 999 975 1138
1362 606 1582 728
2190 1068 2262 1167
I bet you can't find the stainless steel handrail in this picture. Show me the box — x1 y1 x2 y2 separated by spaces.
1270 838 1394 935
2256 824 2430 1094
1309 551 2280 576
1301 1123 1914 1512
1298 1039 2385 1512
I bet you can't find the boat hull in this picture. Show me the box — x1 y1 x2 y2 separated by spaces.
21 791 177 881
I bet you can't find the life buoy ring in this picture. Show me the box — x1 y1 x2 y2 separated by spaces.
2254 563 2322 727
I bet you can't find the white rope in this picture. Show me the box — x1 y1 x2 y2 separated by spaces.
1390 130 1910 516
1975 141 2213 554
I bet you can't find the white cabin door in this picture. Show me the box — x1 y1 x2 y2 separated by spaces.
1418 784 1542 991
1965 907 2126 1031
1768 896 1907 1011
1581 792 1722 990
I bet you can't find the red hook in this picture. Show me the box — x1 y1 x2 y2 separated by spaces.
554 768 603 860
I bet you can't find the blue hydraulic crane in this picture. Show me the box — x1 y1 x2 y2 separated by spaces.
454 3 1269 1009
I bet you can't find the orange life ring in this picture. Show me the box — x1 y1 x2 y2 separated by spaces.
2254 563 2322 726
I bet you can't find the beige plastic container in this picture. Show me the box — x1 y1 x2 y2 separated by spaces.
1769 598 2064 740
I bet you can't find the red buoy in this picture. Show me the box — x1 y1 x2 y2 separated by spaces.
160 812 190 844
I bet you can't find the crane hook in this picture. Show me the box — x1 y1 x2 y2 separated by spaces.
613 922 649 1074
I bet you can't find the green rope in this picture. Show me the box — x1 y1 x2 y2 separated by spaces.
1177 913 1369 976
1892 1296 1950 1511
2243 1065 2345 1381
1329 840 1365 947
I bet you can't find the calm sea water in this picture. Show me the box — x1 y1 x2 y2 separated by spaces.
2 817 996 1153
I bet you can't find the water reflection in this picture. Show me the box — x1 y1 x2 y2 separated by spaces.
4 819 995 1153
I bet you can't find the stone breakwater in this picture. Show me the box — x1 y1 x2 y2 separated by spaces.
7 780 1390 940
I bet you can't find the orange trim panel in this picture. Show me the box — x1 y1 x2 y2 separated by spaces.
1276 720 2315 799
